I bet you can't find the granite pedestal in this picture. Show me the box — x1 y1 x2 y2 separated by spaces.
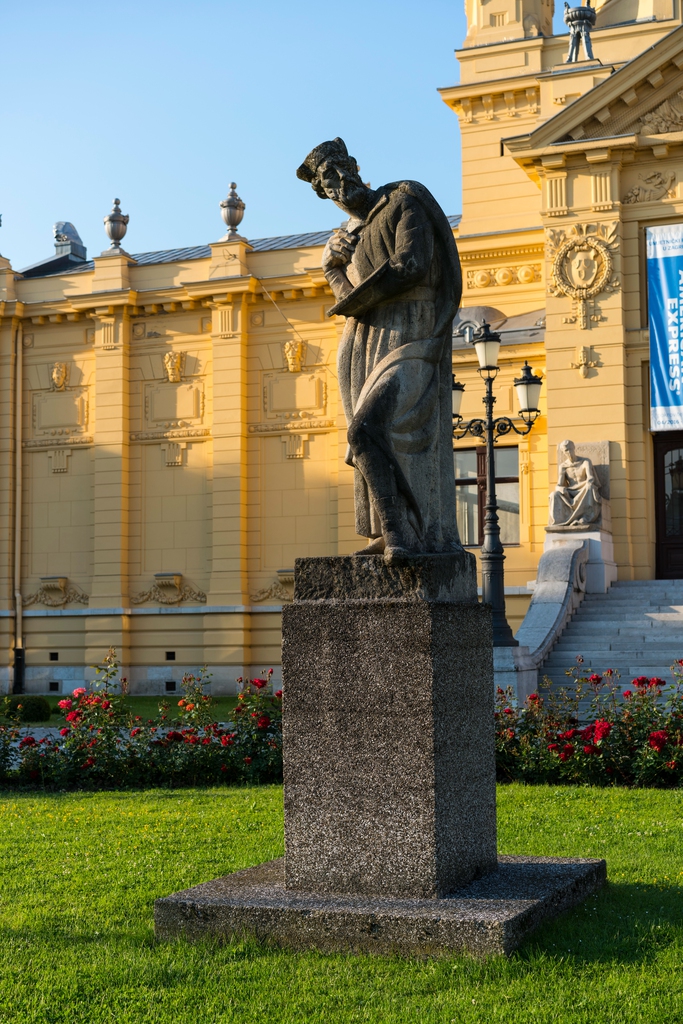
154 553 606 956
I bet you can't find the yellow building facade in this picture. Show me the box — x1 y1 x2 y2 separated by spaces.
2 0 683 694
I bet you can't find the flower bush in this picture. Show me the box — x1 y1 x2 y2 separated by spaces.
496 659 683 787
0 649 282 790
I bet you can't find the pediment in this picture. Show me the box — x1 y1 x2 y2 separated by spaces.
505 23 683 154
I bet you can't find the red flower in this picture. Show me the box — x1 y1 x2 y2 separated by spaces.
603 668 614 677
496 687 505 695
588 674 602 686
558 729 579 740
594 720 612 743
65 711 82 723
243 756 252 765
130 728 141 737
527 693 540 703
503 707 514 716
622 690 633 700
251 678 267 690
559 743 574 761
19 736 36 749
184 735 199 745
506 728 514 740
580 725 594 741
59 727 70 737
202 737 211 745
649 677 666 689
88 739 97 748
256 715 270 729
633 676 650 689
57 699 72 710
649 730 669 752
167 730 184 742
547 743 559 752
666 760 677 769
81 757 94 769
220 764 228 772
101 700 111 710
274 690 283 699
221 735 234 747
583 744 600 755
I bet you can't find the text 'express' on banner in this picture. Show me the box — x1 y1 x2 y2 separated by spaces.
648 224 683 431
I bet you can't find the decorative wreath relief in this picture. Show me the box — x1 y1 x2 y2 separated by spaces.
546 223 620 329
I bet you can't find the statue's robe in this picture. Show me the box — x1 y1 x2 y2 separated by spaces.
328 181 462 551
549 457 602 527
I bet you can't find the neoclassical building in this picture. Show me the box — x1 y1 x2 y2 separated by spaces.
2 0 683 694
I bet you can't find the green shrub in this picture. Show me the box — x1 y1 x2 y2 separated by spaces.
4 695 52 722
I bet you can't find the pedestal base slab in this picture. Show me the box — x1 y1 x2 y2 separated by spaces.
155 855 606 958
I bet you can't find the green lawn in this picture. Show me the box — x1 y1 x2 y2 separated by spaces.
0 785 681 1023
3 694 239 725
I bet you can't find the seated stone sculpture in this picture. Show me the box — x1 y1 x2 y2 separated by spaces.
549 439 602 528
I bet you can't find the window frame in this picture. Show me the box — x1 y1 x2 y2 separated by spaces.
454 445 520 547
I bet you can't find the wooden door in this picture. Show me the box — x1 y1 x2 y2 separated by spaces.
654 433 683 578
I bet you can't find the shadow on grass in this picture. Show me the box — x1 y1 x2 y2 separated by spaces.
520 880 683 964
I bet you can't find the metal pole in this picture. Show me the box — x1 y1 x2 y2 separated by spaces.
479 374 518 647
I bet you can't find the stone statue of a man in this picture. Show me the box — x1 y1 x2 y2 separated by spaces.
549 439 602 527
297 138 463 561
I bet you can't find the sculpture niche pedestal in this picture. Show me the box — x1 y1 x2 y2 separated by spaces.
155 554 605 957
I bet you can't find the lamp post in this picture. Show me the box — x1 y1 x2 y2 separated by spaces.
452 322 543 647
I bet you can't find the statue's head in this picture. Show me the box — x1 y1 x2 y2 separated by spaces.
51 362 67 390
559 439 576 461
296 137 369 214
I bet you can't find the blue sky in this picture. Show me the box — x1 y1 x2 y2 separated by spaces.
0 2 568 270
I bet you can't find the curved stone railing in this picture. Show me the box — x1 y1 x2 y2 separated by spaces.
494 540 589 702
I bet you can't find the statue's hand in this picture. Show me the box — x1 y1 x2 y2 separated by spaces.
322 229 357 273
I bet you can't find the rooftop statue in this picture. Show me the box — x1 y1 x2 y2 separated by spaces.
297 138 463 562
564 1 596 63
549 439 602 528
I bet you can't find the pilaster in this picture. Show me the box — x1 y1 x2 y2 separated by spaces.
85 305 131 670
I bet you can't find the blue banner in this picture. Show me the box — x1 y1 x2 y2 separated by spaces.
648 224 683 431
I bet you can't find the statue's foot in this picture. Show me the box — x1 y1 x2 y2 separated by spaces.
354 537 385 555
383 544 415 565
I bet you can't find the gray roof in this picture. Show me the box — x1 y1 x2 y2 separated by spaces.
453 307 545 350
20 216 462 278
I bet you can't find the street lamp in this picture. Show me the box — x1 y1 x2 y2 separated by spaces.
452 322 543 647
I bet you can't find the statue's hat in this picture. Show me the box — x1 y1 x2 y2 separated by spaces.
296 137 351 182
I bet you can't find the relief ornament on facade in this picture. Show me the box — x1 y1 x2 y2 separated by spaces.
163 352 184 383
639 90 683 135
24 576 89 608
546 222 619 329
131 573 206 606
50 362 68 390
622 171 676 205
283 338 305 373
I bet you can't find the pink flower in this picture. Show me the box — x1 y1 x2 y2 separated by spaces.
57 699 72 710
73 688 86 698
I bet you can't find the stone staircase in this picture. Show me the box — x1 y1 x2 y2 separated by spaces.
541 579 683 690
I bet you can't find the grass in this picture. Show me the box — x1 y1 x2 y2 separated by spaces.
0 785 682 1023
2 695 240 725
